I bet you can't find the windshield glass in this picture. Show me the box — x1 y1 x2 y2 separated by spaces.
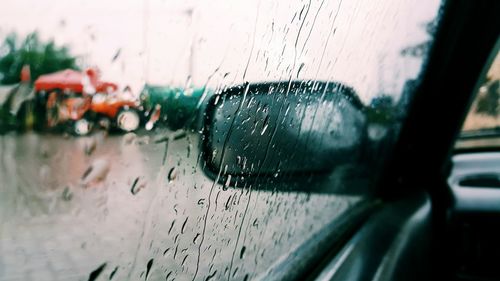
457 47 500 149
0 1 441 280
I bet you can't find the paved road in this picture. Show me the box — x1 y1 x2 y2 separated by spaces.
0 132 361 281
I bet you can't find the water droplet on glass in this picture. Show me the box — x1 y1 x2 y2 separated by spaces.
172 131 187 140
84 137 97 155
122 132 137 145
181 217 188 234
136 136 150 145
131 177 146 195
163 248 170 256
81 158 110 187
40 143 50 158
168 167 177 182
88 263 106 281
109 266 119 280
62 186 73 201
205 270 217 281
176 254 187 270
261 115 270 135
297 62 305 78
111 48 121 62
240 246 246 259
145 258 154 280
193 233 200 244
168 220 175 235
223 175 232 191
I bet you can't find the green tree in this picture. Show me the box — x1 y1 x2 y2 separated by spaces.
0 31 79 85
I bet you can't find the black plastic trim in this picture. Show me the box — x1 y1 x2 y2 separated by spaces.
313 193 431 281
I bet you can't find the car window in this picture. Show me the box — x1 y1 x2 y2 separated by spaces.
0 1 441 280
457 46 500 150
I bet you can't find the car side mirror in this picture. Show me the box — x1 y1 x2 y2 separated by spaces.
201 81 367 184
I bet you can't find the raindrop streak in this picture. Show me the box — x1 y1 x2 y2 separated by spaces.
205 270 217 281
88 263 106 281
228 88 287 280
145 259 154 281
293 0 312 81
168 220 175 235
131 177 140 195
166 271 173 281
161 139 169 166
111 48 121 62
240 246 246 259
193 233 200 244
81 166 93 180
223 175 232 191
224 196 232 210
174 245 179 260
300 0 326 56
109 266 119 280
163 248 170 256
81 158 110 186
193 83 251 281
168 167 177 182
181 255 189 267
181 217 188 234
173 131 187 140
297 62 305 78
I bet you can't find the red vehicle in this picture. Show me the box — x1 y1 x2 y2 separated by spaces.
34 69 141 135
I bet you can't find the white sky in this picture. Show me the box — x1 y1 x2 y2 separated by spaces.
0 0 441 103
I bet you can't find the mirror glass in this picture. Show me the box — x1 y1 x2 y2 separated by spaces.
204 81 366 178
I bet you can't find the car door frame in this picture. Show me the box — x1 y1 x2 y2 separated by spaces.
304 0 500 280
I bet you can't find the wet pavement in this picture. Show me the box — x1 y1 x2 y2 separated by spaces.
0 132 361 281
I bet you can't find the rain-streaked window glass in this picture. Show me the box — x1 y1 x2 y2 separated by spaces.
0 1 441 280
457 48 500 150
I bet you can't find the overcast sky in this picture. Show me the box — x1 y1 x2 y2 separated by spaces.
0 0 440 102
